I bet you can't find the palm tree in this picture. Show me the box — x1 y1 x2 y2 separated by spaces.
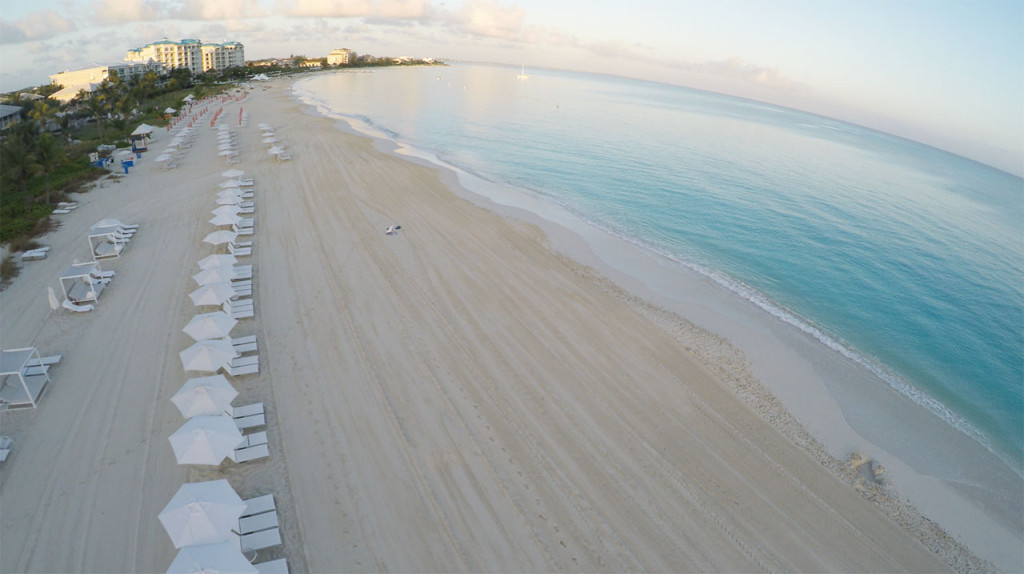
86 94 107 139
33 133 64 205
0 126 38 203
29 100 58 131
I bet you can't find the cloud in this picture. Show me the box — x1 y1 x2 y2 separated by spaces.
282 0 432 20
90 0 164 24
171 0 268 21
450 0 524 40
0 9 77 43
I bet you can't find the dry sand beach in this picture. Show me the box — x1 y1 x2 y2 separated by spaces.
0 78 988 572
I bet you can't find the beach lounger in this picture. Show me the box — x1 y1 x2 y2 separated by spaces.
232 402 265 418
226 362 259 377
231 443 269 463
255 558 289 574
229 305 254 320
27 355 61 367
241 494 275 517
232 335 258 354
57 202 78 209
239 509 279 534
22 247 50 261
22 365 49 377
228 243 252 257
0 436 12 462
235 413 265 430
238 431 268 449
232 287 253 299
232 225 254 236
62 299 95 312
52 208 72 214
239 526 280 552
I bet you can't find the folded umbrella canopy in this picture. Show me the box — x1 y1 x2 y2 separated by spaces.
158 479 246 548
168 415 244 465
171 375 238 418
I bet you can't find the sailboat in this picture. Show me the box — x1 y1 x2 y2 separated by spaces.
517 64 530 80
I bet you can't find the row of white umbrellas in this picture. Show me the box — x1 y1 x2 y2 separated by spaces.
161 166 260 572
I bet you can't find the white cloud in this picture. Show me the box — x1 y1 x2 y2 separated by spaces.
282 0 431 20
89 0 164 24
172 0 268 21
0 9 77 43
451 0 524 40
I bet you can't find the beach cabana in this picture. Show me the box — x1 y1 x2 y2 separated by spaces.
130 123 154 152
0 347 51 409
60 261 106 304
88 225 128 259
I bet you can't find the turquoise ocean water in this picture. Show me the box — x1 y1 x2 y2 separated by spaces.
293 63 1023 472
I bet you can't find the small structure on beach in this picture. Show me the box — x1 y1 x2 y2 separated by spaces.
0 348 51 409
60 261 106 304
88 225 128 259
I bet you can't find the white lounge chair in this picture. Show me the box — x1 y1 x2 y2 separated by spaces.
231 335 258 354
0 436 12 462
232 225 254 236
239 509 278 534
228 243 252 257
235 413 265 430
91 269 115 279
27 355 62 367
237 431 268 449
226 355 259 376
231 443 269 463
231 402 265 418
239 526 280 552
62 299 94 312
255 558 289 574
241 494 275 517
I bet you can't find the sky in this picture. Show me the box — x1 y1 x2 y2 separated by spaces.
1 0 1021 175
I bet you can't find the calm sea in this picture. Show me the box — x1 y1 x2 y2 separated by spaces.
293 63 1023 471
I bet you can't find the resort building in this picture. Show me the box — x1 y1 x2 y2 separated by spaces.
127 39 244 75
0 104 22 131
327 49 354 65
48 61 165 103
202 42 246 72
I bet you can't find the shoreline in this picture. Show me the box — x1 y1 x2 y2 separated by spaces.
0 77 1013 572
293 75 1022 571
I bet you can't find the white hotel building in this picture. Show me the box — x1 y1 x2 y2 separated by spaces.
126 39 245 75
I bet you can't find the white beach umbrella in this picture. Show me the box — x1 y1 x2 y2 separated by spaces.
221 169 244 178
179 339 238 373
267 146 284 156
193 265 238 286
158 479 246 548
91 218 128 230
164 107 177 114
262 137 277 143
202 230 238 246
189 282 237 307
166 539 257 574
197 253 238 269
219 180 243 188
171 374 239 419
210 205 242 218
168 415 244 465
183 311 238 342
214 196 246 206
217 143 234 151
217 150 235 157
208 212 242 227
